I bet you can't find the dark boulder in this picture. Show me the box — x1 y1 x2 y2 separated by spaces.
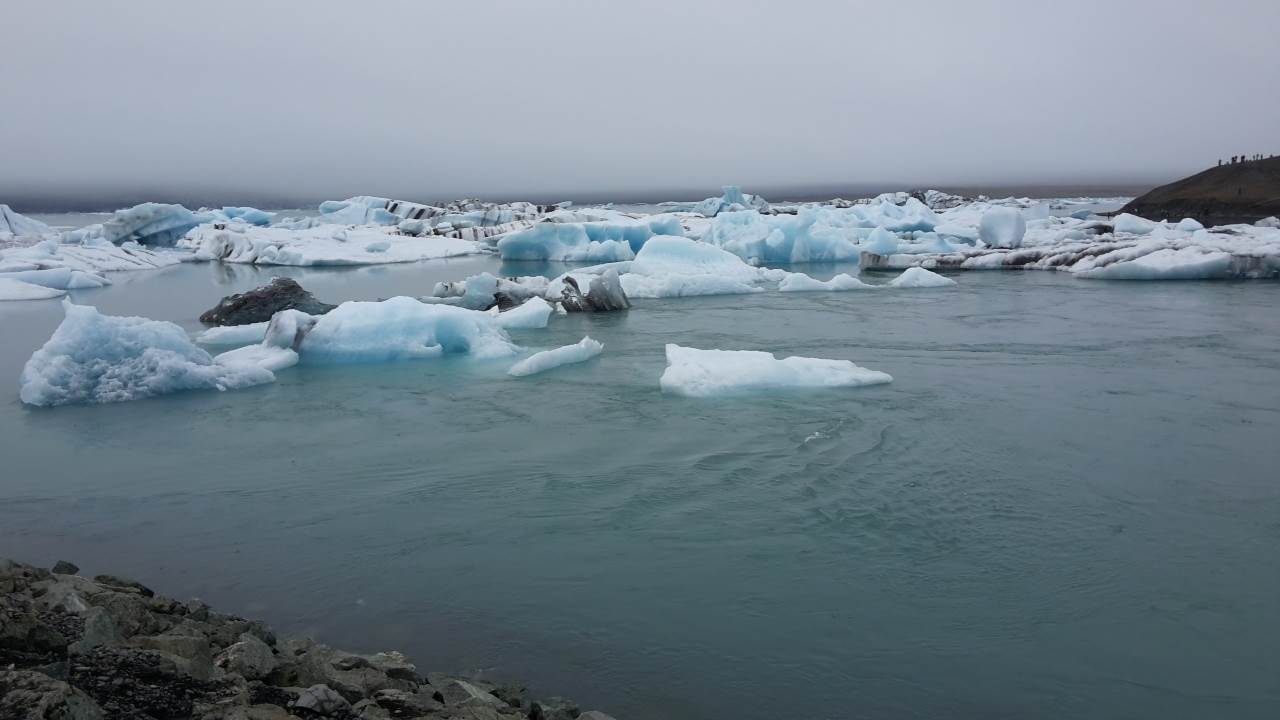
199 278 336 326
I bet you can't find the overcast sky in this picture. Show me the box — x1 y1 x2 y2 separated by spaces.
2 0 1277 206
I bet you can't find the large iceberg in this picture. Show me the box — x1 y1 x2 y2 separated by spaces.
496 215 684 261
19 301 276 406
978 206 1027 248
295 297 517 363
659 344 892 397
64 203 201 247
181 225 483 266
0 205 54 238
508 336 603 377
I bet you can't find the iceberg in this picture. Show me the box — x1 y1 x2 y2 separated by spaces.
19 301 276 407
196 321 270 345
296 297 517 363
702 209 862 264
496 216 683 261
777 272 872 292
889 267 957 288
1113 213 1157 235
182 225 483 266
1074 247 1234 280
0 237 183 275
0 267 109 290
659 344 892 397
978 207 1027 248
508 336 604 377
491 296 554 329
65 203 201 247
0 205 54 238
0 278 66 301
691 186 771 217
211 343 299 373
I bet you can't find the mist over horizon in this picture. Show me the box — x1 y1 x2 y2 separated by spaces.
3 0 1277 213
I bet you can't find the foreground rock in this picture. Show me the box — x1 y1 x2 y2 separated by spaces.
1120 156 1280 225
200 278 337 326
0 558 616 720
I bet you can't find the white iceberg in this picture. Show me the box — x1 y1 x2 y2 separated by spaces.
691 185 771 217
181 224 482 266
1113 213 1157 235
508 336 603 377
196 321 270 346
659 344 892 397
19 301 276 407
296 297 517 363
0 278 66 301
1074 246 1234 280
0 205 54 237
777 272 873 292
978 206 1027 248
491 297 554 329
889 267 957 288
0 267 110 290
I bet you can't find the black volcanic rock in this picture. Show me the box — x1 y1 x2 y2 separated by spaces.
1121 156 1280 225
199 277 336 326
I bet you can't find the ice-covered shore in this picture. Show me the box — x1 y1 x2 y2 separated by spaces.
0 557 615 720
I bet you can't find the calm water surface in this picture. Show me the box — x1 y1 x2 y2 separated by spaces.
1 258 1278 720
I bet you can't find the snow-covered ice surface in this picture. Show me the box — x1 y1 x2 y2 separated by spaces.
660 344 892 397
508 336 604 377
19 301 276 406
182 225 483 266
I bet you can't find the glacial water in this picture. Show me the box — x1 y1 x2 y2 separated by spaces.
2 258 1279 719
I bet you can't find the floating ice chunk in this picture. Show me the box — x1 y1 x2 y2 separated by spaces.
861 226 899 255
659 344 892 397
196 321 269 345
63 203 202 247
630 235 765 283
692 186 771 217
0 205 54 237
508 336 603 377
182 225 482 266
496 223 634 262
621 274 762 298
1113 213 1157 235
315 197 398 226
889 267 957 288
1074 247 1234 280
0 278 66 301
19 300 275 406
297 296 517 363
0 267 109 290
1257 216 1280 228
978 207 1027 248
263 309 318 349
702 209 861 264
213 344 298 373
492 297 553 329
1176 218 1205 232
778 272 872 292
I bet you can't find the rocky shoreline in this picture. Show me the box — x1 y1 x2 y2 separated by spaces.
1 558 614 720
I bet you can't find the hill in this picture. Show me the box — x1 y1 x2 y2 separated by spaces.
1121 157 1280 225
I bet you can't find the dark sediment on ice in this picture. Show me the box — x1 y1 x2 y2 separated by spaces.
0 558 615 720
200 278 337 326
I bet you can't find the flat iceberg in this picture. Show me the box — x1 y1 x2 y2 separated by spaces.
296 297 517 363
19 301 276 407
0 237 182 276
508 336 603 377
0 278 66 301
0 267 110 290
778 272 872 292
1074 246 1234 280
196 322 270 345
182 225 482 266
889 267 957 288
659 344 892 397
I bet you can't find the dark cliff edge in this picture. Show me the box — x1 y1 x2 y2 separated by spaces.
1120 157 1280 225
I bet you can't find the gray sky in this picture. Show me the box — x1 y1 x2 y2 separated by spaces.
2 0 1278 207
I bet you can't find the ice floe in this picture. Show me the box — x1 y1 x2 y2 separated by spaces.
508 336 603 377
777 272 872 292
491 296 554 329
181 224 483 266
294 297 518 364
888 267 957 288
19 301 277 407
0 278 66 301
659 344 892 397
